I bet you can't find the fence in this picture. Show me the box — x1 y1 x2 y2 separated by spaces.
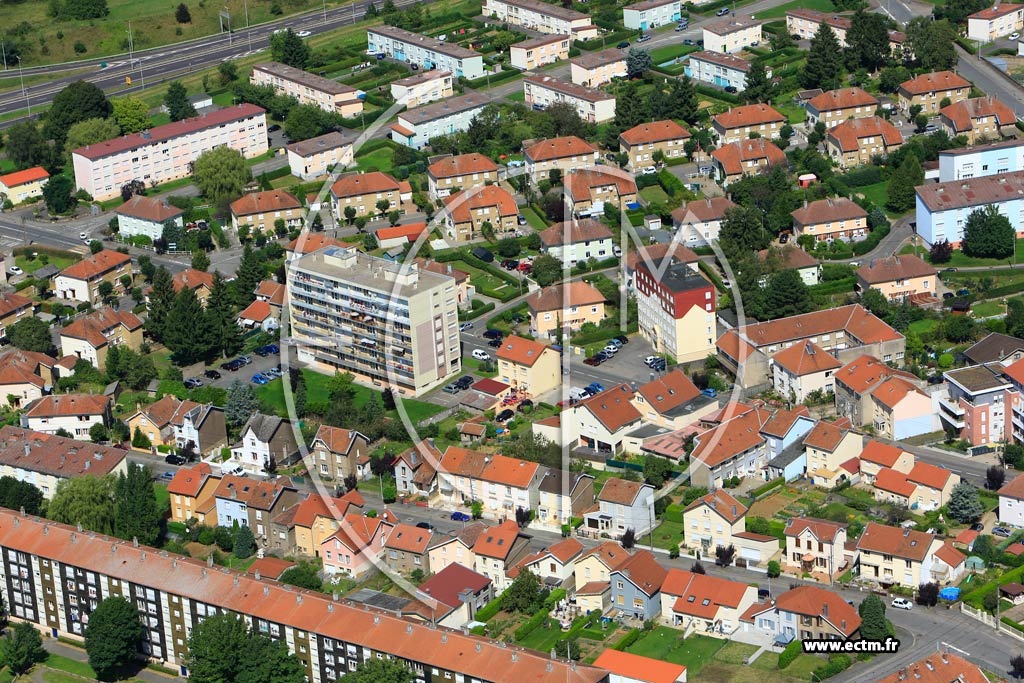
960 603 1024 642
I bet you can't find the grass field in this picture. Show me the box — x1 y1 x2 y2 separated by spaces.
505 91 526 102
16 254 78 273
640 185 671 205
520 206 549 230
355 146 396 173
758 0 834 18
856 182 889 211
972 300 1004 318
638 520 685 550
937 243 1024 268
256 368 443 423
649 43 699 64
45 654 95 679
153 482 170 517
774 101 807 124
628 630 724 671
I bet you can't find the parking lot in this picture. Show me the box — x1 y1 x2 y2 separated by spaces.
182 345 295 391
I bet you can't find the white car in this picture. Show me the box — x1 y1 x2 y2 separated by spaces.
1012 32 1021 39
296 30 312 37
602 345 619 355
471 349 490 361
641 166 657 175
80 232 89 241
891 598 913 610
459 322 473 331
7 266 23 276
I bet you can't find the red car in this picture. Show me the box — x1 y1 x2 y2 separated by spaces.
517 262 532 272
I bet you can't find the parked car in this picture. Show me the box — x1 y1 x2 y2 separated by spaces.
517 214 528 225
601 345 619 355
607 339 624 349
502 259 520 270
184 378 203 389
569 387 590 401
483 329 503 339
264 367 282 378
637 33 651 42
251 374 269 385
471 246 494 262
701 388 718 398
415 521 435 530
517 262 532 273
724 85 738 93
586 382 605 394
204 369 222 380
994 527 1013 537
891 598 913 610
7 266 22 276
617 41 630 48
644 356 660 366
699 165 714 174
683 39 694 45
651 360 667 371
944 267 959 273
779 233 789 244
942 292 955 299
496 409 515 422
472 349 491 361
716 7 730 15
614 335 629 345
450 511 471 522
583 355 604 366
442 383 460 394
459 322 474 332
675 23 687 31
239 355 253 365
757 588 771 600
488 338 503 348
165 453 187 466
970 522 985 532
455 376 474 390
221 359 243 371
517 399 533 412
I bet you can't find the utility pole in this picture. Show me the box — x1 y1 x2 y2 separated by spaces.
16 57 29 116
1 40 7 70
244 0 251 51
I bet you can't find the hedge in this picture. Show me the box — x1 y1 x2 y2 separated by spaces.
842 167 883 188
695 84 740 104
810 277 856 296
612 628 643 651
657 169 687 198
778 639 802 669
852 222 891 256
752 477 784 498
514 611 550 640
813 654 853 680
475 594 505 622
462 301 496 320
460 67 522 89
544 588 568 607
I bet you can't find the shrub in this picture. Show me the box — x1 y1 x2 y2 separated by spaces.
514 612 549 640
778 639 802 669
813 654 853 679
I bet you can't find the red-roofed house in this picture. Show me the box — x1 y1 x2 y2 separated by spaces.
660 568 757 635
383 523 434 575
237 299 277 331
415 563 493 628
618 119 691 171
805 87 880 128
230 190 302 232
792 197 869 243
939 96 1016 144
565 169 638 217
609 550 667 619
834 355 920 427
0 166 49 203
741 585 860 642
271 490 365 556
443 185 519 243
329 171 401 217
320 511 396 577
54 250 133 305
856 522 945 587
560 384 643 455
473 519 533 590
805 419 864 489
307 425 371 483
631 369 716 429
859 440 914 484
59 307 144 370
869 376 933 440
1000 473 1024 527
593 649 687 683
24 393 111 438
507 537 585 586
167 463 220 524
783 517 848 580
171 269 215 306
115 194 184 240
526 280 607 338
769 341 841 403
711 138 787 185
427 153 499 200
495 335 561 397
711 104 786 144
825 117 904 169
897 71 971 113
0 293 33 341
876 652 986 683
523 136 600 179
688 405 770 489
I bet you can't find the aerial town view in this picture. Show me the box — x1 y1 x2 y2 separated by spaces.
6 0 1024 680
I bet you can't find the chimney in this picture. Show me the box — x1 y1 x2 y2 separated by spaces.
264 585 270 596
822 602 828 618
207 554 214 567
132 536 139 547
903 527 911 537
254 569 261 581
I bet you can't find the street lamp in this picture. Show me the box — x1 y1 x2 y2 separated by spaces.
15 56 29 116
244 0 251 51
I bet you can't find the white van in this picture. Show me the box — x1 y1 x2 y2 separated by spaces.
568 387 589 401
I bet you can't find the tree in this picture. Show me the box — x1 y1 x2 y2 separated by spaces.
205 272 244 359
948 482 984 523
743 60 774 104
341 659 412 683
983 589 999 613
278 564 322 590
114 464 161 546
45 81 112 146
801 23 844 90
530 254 562 287
625 48 652 79
767 560 781 578
165 287 213 365
0 476 44 515
7 317 54 354
963 205 1015 259
502 569 542 612
1012 654 1024 680
4 121 50 170
43 174 77 215
670 77 699 125
859 594 888 640
226 380 259 427
270 29 311 69
175 2 191 22
48 475 117 534
930 239 953 264
233 523 256 558
987 465 1007 492
85 596 145 680
285 104 327 141
218 60 239 86
614 82 646 131
234 245 265 307
120 179 147 202
764 269 813 318
0 622 46 676
1009 299 1024 339
945 314 975 343
621 528 636 549
692 560 706 574
715 544 737 566
491 30 517 52
845 10 891 72
643 456 673 487
186 613 252 683
1007 444 1024 469
344 206 357 225
886 154 923 214
146 266 175 341
89 422 109 443
917 582 939 607
131 426 152 450
907 17 957 71
165 81 197 123
719 206 769 260
192 146 252 205
192 250 211 272
111 97 150 134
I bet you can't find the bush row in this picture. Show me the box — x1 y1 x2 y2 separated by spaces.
852 222 891 256
514 611 550 641
694 84 741 104
813 654 853 680
475 594 504 622
810 276 857 296
612 628 643 651
778 639 802 669
462 301 496 320
459 67 522 89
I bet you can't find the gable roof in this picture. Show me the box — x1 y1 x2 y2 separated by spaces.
538 218 613 247
313 425 367 454
172 269 215 294
481 454 540 488
711 138 787 176
834 354 915 394
940 96 1015 132
288 491 364 529
826 116 903 153
690 407 768 468
444 185 518 223
25 393 109 418
619 119 691 146
663 569 751 620
598 477 649 506
808 87 879 112
168 463 216 497
872 376 925 410
0 425 129 479
860 440 907 467
566 169 637 203
524 136 599 162
238 299 273 323
791 197 868 226
578 541 631 571
579 384 642 433
327 512 393 551
384 523 433 554
592 650 685 683
729 305 902 349
611 550 667 596
58 250 132 282
60 307 143 348
759 406 811 438
966 332 1024 365
494 335 552 367
857 522 934 561
330 172 400 198
685 488 747 523
375 222 427 242
713 103 785 130
875 653 986 683
856 254 936 284
934 542 966 569
906 461 952 490
802 420 850 452
116 194 185 223
785 517 846 542
0 166 49 188
999 473 1024 501
770 586 860 636
428 153 498 178
417 563 491 608
757 245 819 270
899 71 971 96
472 520 526 560
635 369 702 415
231 190 301 217
0 292 33 319
686 50 752 72
526 281 606 313
771 341 841 377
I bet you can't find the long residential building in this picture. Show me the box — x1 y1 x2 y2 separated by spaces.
390 93 489 150
523 76 616 124
685 51 762 92
0 426 129 498
288 246 461 396
916 170 1024 247
0 508 608 683
570 48 627 88
390 70 454 109
72 104 268 201
938 138 1024 182
251 62 363 116
785 9 907 51
623 0 682 29
482 0 599 39
367 26 485 80
510 34 570 70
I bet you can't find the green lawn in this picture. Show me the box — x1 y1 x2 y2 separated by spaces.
973 300 1004 318
774 101 807 125
521 205 549 230
856 182 889 210
505 91 526 102
627 630 724 672
640 185 671 205
462 356 498 377
936 243 1024 268
256 369 443 424
44 654 95 679
16 254 77 273
355 147 396 173
153 482 170 517
649 43 699 64
638 520 685 550
908 319 939 335
758 0 834 18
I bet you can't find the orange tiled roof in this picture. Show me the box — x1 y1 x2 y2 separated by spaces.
172 269 214 293
770 586 860 636
857 521 933 560
619 119 691 146
907 461 952 491
0 293 33 319
593 650 686 683
876 653 985 683
116 194 184 223
860 440 906 467
444 185 518 223
494 335 552 367
856 254 936 284
635 369 701 415
611 550 666 596
284 233 345 255
330 171 400 198
713 103 785 130
60 307 142 348
525 280 606 313
711 139 787 176
684 489 746 523
808 87 879 112
231 190 301 217
690 408 768 468
428 153 498 178
524 136 598 162
385 523 433 554
538 218 612 247
566 169 637 203
940 96 1015 133
791 197 867 226
472 520 524 560
59 250 131 282
827 116 904 153
25 393 109 418
0 425 127 478
784 517 846 542
579 384 642 433
899 70 971 96
0 166 49 188
771 341 841 377
168 463 215 497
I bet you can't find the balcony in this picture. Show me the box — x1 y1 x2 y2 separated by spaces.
939 397 964 417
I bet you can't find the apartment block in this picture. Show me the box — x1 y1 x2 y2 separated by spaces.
523 135 599 180
938 138 1024 182
427 153 499 200
510 34 570 70
967 3 1024 42
941 363 1019 446
482 0 598 39
71 104 268 201
389 70 454 108
684 51 762 92
825 116 904 169
251 62 363 116
230 190 303 232
791 197 869 243
538 218 614 265
805 87 879 128
367 26 485 80
702 15 762 54
570 48 627 87
0 425 128 499
619 119 691 171
390 93 488 149
286 132 354 180
915 170 1024 248
623 0 681 29
636 259 716 363
288 246 461 396
785 9 907 51
524 76 616 124
712 103 786 144
897 71 971 113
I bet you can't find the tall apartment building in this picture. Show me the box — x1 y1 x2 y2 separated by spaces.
482 0 599 39
72 104 267 201
0 508 607 683
251 62 363 116
367 26 485 80
390 93 489 150
523 76 616 124
635 259 716 362
915 170 1024 248
938 139 1024 182
288 247 461 396
941 363 1020 446
389 70 454 108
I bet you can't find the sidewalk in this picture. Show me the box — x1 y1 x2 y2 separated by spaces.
35 638 180 683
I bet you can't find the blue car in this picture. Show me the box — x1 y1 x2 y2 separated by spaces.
450 511 472 522
586 382 605 395
251 374 269 385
